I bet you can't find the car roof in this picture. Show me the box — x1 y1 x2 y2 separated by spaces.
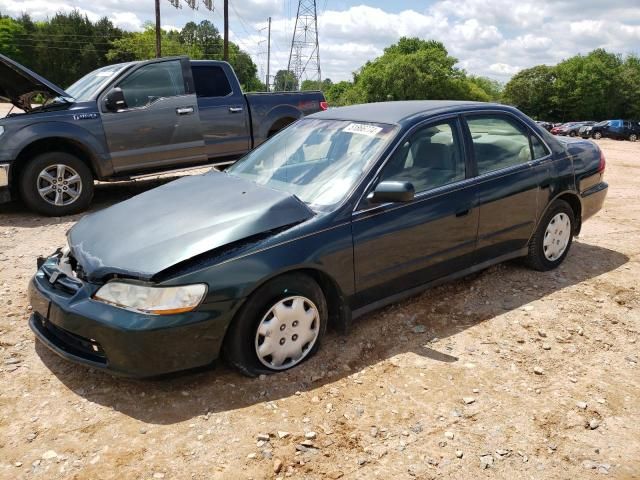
308 100 508 126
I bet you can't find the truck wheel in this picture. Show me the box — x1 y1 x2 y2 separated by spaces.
223 273 328 377
524 200 575 272
629 133 637 142
20 152 94 216
593 132 602 140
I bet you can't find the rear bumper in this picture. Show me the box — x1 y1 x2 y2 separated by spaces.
581 181 608 222
28 256 240 377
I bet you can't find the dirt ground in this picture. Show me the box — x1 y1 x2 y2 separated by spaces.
0 132 639 479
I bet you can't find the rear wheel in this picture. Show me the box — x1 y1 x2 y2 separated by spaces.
569 131 576 137
20 152 94 216
524 200 575 271
593 131 602 140
629 133 637 142
223 273 328 376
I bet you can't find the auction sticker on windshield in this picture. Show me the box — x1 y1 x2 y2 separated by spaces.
343 123 383 136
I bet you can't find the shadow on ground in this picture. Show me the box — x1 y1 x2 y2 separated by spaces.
35 240 628 425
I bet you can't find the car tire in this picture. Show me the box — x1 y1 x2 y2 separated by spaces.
629 133 637 142
524 200 575 272
20 152 94 216
569 131 576 137
223 273 328 377
593 132 602 140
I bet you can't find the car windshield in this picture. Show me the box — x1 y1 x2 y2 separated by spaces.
65 63 131 101
594 120 609 126
227 118 397 209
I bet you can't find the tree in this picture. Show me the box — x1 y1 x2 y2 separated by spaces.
355 37 484 103
502 65 556 120
0 16 26 59
274 70 298 91
301 78 333 91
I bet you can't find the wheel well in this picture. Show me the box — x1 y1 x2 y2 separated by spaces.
11 137 97 186
267 117 296 137
299 268 351 334
557 193 582 235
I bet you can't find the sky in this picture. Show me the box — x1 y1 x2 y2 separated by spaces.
1 0 640 85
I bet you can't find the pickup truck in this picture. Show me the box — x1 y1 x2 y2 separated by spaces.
0 54 327 215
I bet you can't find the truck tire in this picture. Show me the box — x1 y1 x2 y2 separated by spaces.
524 200 575 271
20 152 94 216
593 131 602 140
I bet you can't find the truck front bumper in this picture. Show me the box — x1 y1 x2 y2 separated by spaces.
0 163 11 203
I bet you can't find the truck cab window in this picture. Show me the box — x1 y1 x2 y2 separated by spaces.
192 66 233 98
117 60 185 109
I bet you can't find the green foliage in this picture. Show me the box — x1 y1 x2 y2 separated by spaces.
301 78 333 91
503 49 638 122
273 70 298 91
0 11 262 91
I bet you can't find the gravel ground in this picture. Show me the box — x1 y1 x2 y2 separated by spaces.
0 129 639 479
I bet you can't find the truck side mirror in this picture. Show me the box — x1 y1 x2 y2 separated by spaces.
104 88 127 112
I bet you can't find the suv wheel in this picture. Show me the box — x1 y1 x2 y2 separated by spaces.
20 152 94 216
629 133 638 142
524 200 575 271
569 131 576 137
593 132 602 140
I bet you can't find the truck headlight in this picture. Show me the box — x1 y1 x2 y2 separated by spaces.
93 282 207 315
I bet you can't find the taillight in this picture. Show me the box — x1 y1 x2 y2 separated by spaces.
598 149 606 172
320 101 328 111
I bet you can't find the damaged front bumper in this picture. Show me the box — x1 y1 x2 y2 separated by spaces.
28 253 240 377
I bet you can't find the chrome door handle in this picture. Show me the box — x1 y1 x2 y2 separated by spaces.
176 106 194 115
229 107 244 113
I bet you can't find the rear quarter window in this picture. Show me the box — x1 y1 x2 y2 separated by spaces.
192 65 233 98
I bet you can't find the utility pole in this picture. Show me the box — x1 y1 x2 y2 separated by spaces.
155 0 161 58
266 17 271 92
223 0 229 61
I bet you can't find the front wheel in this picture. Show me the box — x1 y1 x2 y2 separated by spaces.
20 152 94 216
569 131 576 137
629 133 637 142
593 132 602 140
223 273 328 376
524 200 575 271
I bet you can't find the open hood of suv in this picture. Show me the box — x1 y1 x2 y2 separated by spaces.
0 54 72 112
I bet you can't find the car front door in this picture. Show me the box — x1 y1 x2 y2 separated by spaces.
101 58 206 173
191 63 251 161
352 117 479 308
464 113 549 264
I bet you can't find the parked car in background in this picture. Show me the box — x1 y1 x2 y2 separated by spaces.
28 101 608 377
0 54 327 215
582 120 610 139
535 120 553 131
603 120 640 141
551 121 594 137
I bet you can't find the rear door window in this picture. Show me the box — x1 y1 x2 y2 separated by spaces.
466 115 532 175
192 65 233 98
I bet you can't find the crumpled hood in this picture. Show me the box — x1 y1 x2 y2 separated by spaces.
0 54 71 112
68 172 314 281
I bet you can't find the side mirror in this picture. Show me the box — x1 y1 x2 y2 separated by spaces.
103 87 127 112
370 181 415 203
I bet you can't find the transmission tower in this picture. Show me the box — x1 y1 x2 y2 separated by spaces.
287 0 321 90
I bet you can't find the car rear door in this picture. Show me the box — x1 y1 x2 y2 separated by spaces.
101 58 206 173
351 116 479 308
191 63 251 161
463 112 549 264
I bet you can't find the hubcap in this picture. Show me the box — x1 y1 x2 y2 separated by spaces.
37 164 82 207
254 296 320 370
631 135 637 142
543 213 571 261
